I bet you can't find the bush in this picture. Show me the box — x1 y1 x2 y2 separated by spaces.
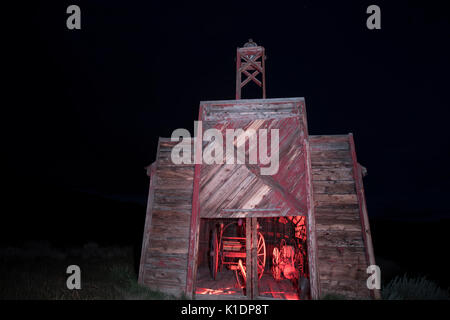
382 275 449 300
108 264 177 300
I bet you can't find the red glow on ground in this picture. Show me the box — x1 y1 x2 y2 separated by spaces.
196 287 238 295
196 287 299 300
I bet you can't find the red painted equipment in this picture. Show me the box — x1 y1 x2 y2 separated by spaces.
272 238 307 281
210 220 266 288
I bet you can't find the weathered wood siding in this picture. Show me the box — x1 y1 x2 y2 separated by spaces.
309 135 372 299
138 138 194 297
199 98 309 219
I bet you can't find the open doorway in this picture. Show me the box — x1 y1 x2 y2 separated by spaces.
195 218 248 298
258 216 309 299
194 216 309 299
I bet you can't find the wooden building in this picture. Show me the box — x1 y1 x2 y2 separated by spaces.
138 41 378 300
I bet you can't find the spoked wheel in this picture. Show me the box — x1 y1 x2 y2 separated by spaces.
210 228 220 280
257 231 266 279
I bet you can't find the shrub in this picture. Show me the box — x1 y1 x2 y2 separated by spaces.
382 274 449 300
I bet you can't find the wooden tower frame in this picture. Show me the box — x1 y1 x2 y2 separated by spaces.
236 40 266 99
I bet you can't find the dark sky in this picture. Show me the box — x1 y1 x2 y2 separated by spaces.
3 1 450 244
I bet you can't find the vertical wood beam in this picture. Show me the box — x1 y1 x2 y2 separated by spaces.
348 133 381 300
236 49 241 100
261 48 266 99
304 138 320 299
185 109 203 298
138 161 157 284
245 217 252 299
251 217 259 298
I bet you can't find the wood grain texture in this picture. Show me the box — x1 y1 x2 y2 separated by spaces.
348 133 380 299
199 115 309 219
310 134 372 299
139 138 195 297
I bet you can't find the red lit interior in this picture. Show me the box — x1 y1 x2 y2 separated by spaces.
195 216 309 300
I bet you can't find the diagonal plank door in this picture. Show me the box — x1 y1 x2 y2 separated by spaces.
199 99 309 219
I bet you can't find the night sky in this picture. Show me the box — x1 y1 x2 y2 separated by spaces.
3 0 450 251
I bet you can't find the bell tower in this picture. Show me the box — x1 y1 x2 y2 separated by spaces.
236 39 267 99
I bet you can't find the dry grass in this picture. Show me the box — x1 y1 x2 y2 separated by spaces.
0 242 178 300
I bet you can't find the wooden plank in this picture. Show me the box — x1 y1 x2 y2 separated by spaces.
213 210 305 219
186 108 203 298
157 145 194 167
138 161 157 284
153 202 192 211
151 209 191 223
206 102 297 112
148 239 189 255
309 134 349 141
146 253 188 271
317 246 367 262
316 230 365 248
312 167 353 181
315 214 360 225
149 223 190 240
314 203 360 212
246 217 252 299
349 133 380 299
207 104 296 113
155 177 194 190
207 103 297 113
313 194 358 207
154 192 193 206
235 48 241 99
200 97 305 107
318 263 367 281
156 166 194 180
313 180 356 194
304 138 320 299
144 267 187 286
203 101 302 121
310 150 353 164
310 141 349 151
261 47 266 98
315 219 362 232
251 217 258 298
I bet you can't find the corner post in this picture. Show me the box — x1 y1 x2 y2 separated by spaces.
348 133 381 300
304 138 320 299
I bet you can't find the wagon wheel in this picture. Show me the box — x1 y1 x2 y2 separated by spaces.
257 231 266 279
210 228 220 280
